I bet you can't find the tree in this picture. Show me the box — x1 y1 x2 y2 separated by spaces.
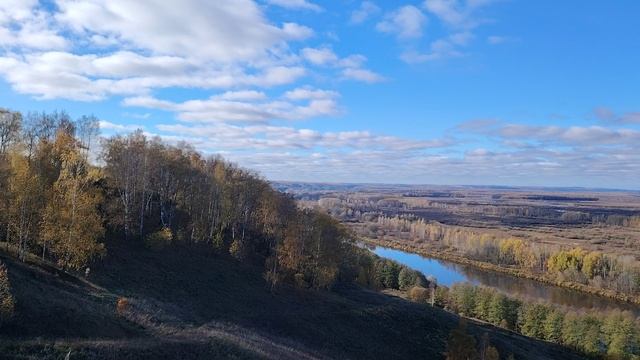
375 259 400 289
102 131 148 240
7 152 42 261
398 267 418 290
543 309 564 343
41 131 105 269
518 303 549 339
449 283 477 316
0 109 21 155
603 311 638 358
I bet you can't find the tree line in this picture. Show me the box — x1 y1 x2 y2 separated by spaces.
317 194 640 228
429 283 640 358
0 108 375 291
371 215 640 296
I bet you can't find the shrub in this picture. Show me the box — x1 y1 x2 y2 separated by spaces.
407 286 430 303
0 262 15 323
144 227 173 250
116 297 130 315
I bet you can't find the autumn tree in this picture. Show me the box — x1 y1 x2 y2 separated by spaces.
41 131 105 269
6 152 42 261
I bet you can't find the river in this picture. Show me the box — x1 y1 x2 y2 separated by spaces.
373 245 640 316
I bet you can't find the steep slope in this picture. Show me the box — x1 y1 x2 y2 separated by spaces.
0 243 584 360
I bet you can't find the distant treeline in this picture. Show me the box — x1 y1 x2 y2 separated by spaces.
0 108 391 291
318 195 640 227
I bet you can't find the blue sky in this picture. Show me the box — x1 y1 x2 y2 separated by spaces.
1 0 639 189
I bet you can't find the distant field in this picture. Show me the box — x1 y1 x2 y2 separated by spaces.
276 182 640 258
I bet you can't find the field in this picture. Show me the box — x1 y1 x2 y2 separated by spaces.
278 183 640 256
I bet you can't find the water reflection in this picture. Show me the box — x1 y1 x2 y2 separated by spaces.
373 245 640 316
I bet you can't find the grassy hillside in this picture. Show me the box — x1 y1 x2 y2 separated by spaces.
0 241 583 360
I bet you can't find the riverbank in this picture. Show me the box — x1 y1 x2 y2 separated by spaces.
363 237 640 306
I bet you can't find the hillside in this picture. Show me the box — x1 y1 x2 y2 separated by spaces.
0 242 583 360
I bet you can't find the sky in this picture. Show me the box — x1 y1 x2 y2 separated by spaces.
1 0 639 189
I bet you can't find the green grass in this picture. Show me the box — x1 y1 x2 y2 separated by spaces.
0 241 584 359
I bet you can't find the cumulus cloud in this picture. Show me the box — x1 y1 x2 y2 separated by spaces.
593 107 640 125
300 47 384 82
152 123 451 152
423 0 495 29
301 47 339 66
55 0 312 62
0 0 68 50
458 120 640 147
396 0 500 64
350 1 380 24
401 31 473 63
0 50 309 100
376 5 427 39
0 1 387 100
266 0 322 12
123 88 341 123
341 68 386 83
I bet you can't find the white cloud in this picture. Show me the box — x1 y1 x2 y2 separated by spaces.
266 0 322 12
460 121 640 147
399 0 499 64
0 51 307 100
376 5 427 39
423 0 494 29
593 107 640 125
0 1 388 101
123 88 342 123
216 90 268 101
55 0 311 62
284 87 339 100
341 68 385 83
350 1 380 24
0 0 67 50
301 47 339 66
300 47 384 83
401 32 472 63
149 122 452 152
